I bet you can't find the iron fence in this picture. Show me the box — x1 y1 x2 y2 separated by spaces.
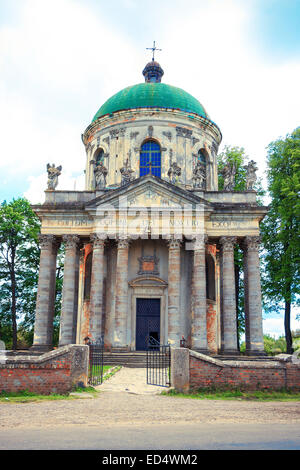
88 337 104 386
146 336 171 387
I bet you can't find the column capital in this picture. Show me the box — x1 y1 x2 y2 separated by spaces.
90 233 106 249
219 236 237 251
117 237 130 249
62 234 80 249
167 236 182 250
38 234 60 251
241 235 261 252
191 234 208 250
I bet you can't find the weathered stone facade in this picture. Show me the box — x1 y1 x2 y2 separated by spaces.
31 60 267 355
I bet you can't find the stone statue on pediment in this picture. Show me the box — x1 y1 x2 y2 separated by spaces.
244 160 258 190
168 162 181 184
46 163 62 190
192 160 206 189
94 160 108 189
120 158 135 186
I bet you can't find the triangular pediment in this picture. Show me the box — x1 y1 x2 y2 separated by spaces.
85 174 212 211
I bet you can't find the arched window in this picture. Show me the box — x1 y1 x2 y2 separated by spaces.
198 149 207 165
94 148 104 165
140 140 161 178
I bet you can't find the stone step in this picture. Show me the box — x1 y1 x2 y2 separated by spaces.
103 352 147 368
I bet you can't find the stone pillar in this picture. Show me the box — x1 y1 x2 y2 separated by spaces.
219 236 239 355
75 248 85 344
168 238 181 347
114 238 129 349
242 236 265 355
89 234 106 342
32 235 59 352
59 235 80 347
191 235 208 352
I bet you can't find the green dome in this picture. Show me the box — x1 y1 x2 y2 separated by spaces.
92 83 209 122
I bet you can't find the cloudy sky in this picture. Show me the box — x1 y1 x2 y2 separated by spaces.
0 0 299 337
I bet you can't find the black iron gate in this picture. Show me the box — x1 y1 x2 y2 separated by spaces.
146 336 171 387
88 337 104 386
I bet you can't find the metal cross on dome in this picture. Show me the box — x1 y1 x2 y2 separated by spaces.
146 41 162 61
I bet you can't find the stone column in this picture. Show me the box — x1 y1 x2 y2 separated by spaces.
114 238 129 349
191 235 208 352
168 237 181 347
242 236 265 355
75 248 85 344
32 235 59 352
219 236 239 355
89 234 106 342
59 235 80 347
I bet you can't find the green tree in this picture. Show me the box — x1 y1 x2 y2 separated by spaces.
261 127 300 354
217 146 265 348
0 198 40 349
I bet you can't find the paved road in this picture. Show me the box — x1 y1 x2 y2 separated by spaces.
0 423 299 450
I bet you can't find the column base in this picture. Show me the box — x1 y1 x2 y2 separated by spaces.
193 348 211 356
219 349 240 356
245 349 267 357
30 344 52 353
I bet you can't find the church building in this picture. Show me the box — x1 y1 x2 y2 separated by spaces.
31 55 267 356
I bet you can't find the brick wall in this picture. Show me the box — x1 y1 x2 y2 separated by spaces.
0 345 89 395
172 348 300 392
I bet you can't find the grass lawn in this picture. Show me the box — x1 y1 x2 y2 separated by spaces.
163 388 300 402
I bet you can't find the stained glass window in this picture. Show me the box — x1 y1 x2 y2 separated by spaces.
140 140 161 178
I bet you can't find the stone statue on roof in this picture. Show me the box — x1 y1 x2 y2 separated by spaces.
46 163 62 190
244 160 258 190
222 161 236 191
